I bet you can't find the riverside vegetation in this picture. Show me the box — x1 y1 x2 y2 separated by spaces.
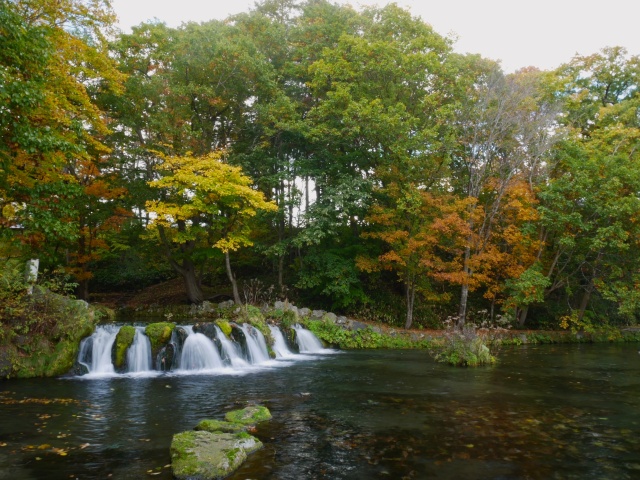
2 0 640 344
3 266 640 378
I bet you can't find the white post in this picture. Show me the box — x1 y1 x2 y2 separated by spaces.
25 258 39 294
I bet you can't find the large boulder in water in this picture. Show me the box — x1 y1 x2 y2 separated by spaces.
193 322 218 340
144 322 175 358
156 343 175 371
112 325 135 371
170 430 262 480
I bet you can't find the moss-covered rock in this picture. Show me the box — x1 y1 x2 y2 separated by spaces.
145 322 175 358
113 326 135 370
215 319 232 338
224 405 272 425
0 290 104 379
170 430 262 480
241 306 273 348
195 419 246 433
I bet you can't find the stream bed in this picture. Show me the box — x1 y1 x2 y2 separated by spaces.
1 343 639 479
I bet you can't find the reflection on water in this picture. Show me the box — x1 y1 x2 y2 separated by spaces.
1 344 640 479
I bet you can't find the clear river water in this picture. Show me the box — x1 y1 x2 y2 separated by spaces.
1 343 639 479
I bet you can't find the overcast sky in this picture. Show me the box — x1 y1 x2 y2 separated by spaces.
111 0 640 73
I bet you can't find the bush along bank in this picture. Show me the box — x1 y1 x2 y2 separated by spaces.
0 286 111 379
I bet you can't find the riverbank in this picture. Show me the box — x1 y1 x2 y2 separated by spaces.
4 284 640 379
0 287 113 379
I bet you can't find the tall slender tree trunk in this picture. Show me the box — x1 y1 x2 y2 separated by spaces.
225 251 241 305
405 276 416 329
278 253 284 289
458 245 472 328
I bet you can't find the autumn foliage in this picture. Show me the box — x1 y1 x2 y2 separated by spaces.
2 1 640 329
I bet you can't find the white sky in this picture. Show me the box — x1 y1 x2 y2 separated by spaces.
112 0 640 73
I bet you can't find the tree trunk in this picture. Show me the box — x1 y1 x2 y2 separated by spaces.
577 250 602 322
518 305 529 327
577 280 594 322
225 251 241 305
157 225 204 304
458 245 472 327
404 279 416 329
182 259 204 304
278 253 284 289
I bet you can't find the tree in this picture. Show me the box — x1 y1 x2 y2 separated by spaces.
534 47 640 326
450 60 559 325
357 183 468 328
145 152 277 303
1 0 124 298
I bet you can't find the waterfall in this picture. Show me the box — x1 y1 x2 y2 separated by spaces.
294 324 325 353
269 325 294 358
78 325 119 374
126 327 152 373
240 324 270 364
214 326 248 368
179 326 224 370
75 321 332 378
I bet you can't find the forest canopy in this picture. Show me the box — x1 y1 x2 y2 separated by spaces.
2 0 640 330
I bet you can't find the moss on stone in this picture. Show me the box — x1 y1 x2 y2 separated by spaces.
145 322 175 357
1 290 103 378
224 405 272 425
241 306 273 346
214 319 232 338
195 419 246 433
113 326 135 369
170 430 263 480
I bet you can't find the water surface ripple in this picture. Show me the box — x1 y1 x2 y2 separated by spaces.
1 344 639 479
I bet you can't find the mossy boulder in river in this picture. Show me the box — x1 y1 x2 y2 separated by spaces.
214 319 232 338
171 405 271 479
112 325 135 370
194 419 246 433
170 430 262 480
144 322 175 358
224 405 272 425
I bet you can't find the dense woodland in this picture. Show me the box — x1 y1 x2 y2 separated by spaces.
2 0 640 330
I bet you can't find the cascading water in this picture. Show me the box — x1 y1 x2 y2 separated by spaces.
126 327 152 373
240 324 270 364
214 326 248 368
269 325 294 358
78 325 119 374
179 326 224 370
294 324 325 353
76 323 327 377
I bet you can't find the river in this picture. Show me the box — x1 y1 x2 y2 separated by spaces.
1 343 639 479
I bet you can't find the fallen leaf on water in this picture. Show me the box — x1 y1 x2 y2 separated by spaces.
79 443 90 449
0 443 7 447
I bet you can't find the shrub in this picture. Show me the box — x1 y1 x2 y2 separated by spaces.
431 319 498 367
